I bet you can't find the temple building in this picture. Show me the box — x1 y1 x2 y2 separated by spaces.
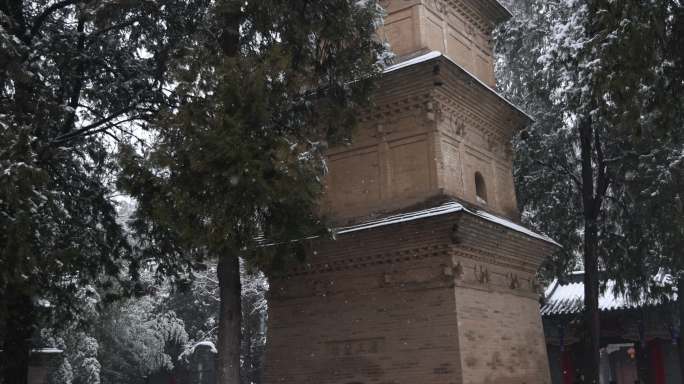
262 1 560 383
543 272 682 384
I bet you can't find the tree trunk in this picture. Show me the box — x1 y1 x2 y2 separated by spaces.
2 286 34 384
678 278 684 383
215 2 243 383
214 2 243 383
582 226 601 384
217 255 242 384
579 115 602 384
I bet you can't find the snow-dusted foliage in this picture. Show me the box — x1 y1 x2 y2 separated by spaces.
496 0 684 286
36 259 269 384
71 336 101 384
496 1 683 380
1 0 213 380
171 261 269 384
95 300 188 384
115 1 388 382
48 358 74 384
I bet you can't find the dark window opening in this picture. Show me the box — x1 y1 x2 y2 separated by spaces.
475 172 487 204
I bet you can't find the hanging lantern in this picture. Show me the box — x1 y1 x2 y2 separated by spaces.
627 346 637 360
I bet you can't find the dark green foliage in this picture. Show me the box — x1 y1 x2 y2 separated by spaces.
497 0 684 381
116 0 387 381
498 0 683 294
118 0 387 266
1 1 211 382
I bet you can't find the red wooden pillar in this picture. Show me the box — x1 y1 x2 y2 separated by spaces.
562 348 575 384
648 339 665 384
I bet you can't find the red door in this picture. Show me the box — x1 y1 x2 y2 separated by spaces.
649 340 666 384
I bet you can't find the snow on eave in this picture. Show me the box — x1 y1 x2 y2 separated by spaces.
469 208 559 246
193 341 218 353
336 201 559 247
382 51 442 74
383 51 534 124
187 341 218 355
31 348 63 354
336 202 464 234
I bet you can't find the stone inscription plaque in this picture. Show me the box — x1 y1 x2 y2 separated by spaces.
325 337 385 357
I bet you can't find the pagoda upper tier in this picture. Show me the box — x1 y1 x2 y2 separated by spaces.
320 0 524 224
379 0 511 87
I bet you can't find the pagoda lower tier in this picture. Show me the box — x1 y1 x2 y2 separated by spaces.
262 200 558 384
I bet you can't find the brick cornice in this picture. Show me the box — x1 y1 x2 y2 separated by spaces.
272 243 451 279
422 0 509 34
357 92 433 124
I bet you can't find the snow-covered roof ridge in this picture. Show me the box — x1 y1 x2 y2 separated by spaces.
489 0 514 22
336 200 559 246
382 51 534 122
541 273 677 317
31 348 64 354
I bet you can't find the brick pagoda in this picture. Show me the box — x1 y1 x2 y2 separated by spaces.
262 1 559 383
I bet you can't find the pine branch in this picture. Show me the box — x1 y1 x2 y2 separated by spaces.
87 18 141 40
51 107 136 143
62 15 86 135
30 0 80 38
533 158 582 189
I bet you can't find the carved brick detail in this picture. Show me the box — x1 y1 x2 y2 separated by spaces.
508 273 520 290
474 265 489 284
434 94 507 148
451 247 538 275
359 93 433 123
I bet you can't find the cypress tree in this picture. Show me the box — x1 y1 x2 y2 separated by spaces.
0 1 210 382
497 0 683 382
116 1 388 382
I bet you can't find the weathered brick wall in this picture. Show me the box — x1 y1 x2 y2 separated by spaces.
321 63 440 222
265 273 462 384
321 56 527 224
379 0 509 87
451 213 551 384
454 288 550 384
264 215 463 384
263 213 554 384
